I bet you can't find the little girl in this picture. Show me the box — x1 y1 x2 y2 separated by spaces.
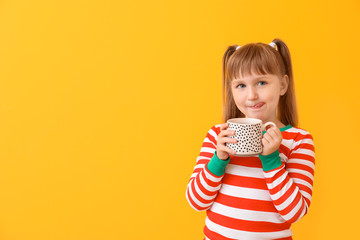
186 39 315 240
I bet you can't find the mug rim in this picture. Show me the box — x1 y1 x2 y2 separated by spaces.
227 118 262 124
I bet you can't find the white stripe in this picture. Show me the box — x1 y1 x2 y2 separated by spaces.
202 137 217 148
300 190 312 201
287 168 314 181
188 180 212 209
279 152 288 162
292 138 314 148
205 217 293 240
226 164 264 179
185 183 201 211
276 186 300 211
220 184 272 201
208 128 218 141
292 178 313 191
286 127 310 136
200 146 216 154
211 202 286 223
283 195 304 221
287 158 315 170
291 148 315 158
263 167 281 178
194 178 217 201
270 175 294 201
281 138 293 148
294 201 308 222
199 171 222 192
268 171 288 190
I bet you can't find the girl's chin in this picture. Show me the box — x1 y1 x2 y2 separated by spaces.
245 114 264 119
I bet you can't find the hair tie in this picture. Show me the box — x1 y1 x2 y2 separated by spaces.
269 42 276 49
236 42 276 51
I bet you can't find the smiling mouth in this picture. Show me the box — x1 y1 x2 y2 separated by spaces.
249 102 264 109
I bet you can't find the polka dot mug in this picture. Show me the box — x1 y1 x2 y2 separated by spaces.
225 118 277 156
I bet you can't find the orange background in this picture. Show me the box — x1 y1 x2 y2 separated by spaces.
0 0 359 239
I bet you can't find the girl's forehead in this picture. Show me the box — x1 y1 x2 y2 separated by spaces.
234 73 276 81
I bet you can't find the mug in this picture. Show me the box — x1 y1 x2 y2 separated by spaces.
225 118 277 156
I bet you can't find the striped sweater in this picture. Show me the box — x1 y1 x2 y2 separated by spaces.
186 124 315 240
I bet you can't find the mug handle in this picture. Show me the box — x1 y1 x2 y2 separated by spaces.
262 122 277 132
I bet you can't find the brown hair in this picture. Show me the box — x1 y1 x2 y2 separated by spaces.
222 38 299 127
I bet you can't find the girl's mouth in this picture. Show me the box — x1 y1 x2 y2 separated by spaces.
249 102 264 109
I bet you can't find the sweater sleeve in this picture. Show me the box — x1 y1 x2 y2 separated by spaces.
185 125 230 211
260 131 315 223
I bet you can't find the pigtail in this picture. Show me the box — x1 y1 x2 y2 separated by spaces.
271 39 299 127
222 45 242 122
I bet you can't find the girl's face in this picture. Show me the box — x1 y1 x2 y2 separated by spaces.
231 72 289 125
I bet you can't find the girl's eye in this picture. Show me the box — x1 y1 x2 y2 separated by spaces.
237 84 245 89
259 81 267 86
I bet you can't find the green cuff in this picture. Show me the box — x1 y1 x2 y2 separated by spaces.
207 151 230 176
259 149 282 171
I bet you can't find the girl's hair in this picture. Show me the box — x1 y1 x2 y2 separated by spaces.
222 38 299 127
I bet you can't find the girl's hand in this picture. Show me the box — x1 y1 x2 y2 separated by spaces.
216 123 237 160
261 126 283 156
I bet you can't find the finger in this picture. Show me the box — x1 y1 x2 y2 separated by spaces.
271 126 281 137
220 122 229 130
220 145 237 155
262 136 270 145
220 129 236 138
268 127 282 140
263 133 274 143
220 137 238 144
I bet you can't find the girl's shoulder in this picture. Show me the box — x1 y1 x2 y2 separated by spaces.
283 125 314 142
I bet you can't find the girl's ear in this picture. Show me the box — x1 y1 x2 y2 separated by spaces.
280 74 289 96
280 75 289 96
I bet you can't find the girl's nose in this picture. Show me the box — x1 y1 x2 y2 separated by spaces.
247 87 258 100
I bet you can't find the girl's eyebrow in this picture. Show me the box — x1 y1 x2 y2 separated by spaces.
232 76 268 84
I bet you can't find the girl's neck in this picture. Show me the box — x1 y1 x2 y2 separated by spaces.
273 120 286 128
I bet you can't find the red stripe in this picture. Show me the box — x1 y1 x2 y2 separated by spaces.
287 198 306 223
200 152 215 158
286 163 314 175
229 156 263 168
291 142 315 153
283 132 312 141
215 192 278 212
278 190 302 216
275 237 293 240
266 166 287 187
222 174 268 190
201 168 221 188
204 225 236 240
196 172 219 197
288 172 313 186
289 153 315 164
204 225 293 240
186 185 208 211
282 131 300 140
272 182 297 206
207 210 291 232
197 159 210 165
268 173 292 196
279 144 291 157
206 132 217 146
295 183 313 197
191 178 215 205
201 141 217 149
